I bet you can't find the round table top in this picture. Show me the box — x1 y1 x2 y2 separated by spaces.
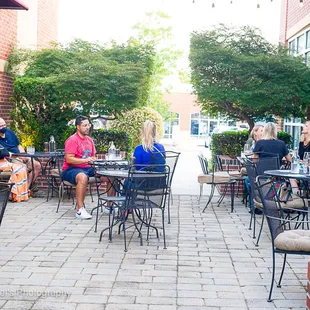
11 151 62 158
97 169 166 179
264 169 310 180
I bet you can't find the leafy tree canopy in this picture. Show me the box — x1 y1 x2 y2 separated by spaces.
7 40 155 148
129 11 182 120
189 24 310 129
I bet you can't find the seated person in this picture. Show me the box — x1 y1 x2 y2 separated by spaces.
134 120 166 169
132 120 166 190
298 121 310 160
0 146 29 202
62 115 97 220
253 122 291 163
0 118 40 191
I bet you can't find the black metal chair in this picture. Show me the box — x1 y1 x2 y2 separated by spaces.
256 176 310 302
56 154 99 213
99 164 170 251
91 159 129 232
151 150 180 224
245 156 280 246
197 155 236 213
0 182 14 226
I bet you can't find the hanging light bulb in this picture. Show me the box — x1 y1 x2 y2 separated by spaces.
212 1 215 8
192 0 195 3
300 0 304 7
257 0 260 8
230 0 233 3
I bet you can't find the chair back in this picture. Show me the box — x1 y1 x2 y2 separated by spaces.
255 156 280 175
125 164 170 210
151 151 180 187
0 182 13 226
198 154 209 174
255 176 285 242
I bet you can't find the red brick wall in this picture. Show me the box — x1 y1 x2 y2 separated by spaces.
0 10 17 121
280 0 310 43
37 0 59 48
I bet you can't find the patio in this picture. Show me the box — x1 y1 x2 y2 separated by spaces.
0 193 307 309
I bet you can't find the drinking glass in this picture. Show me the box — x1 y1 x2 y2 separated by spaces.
243 144 252 156
26 146 35 155
304 152 310 162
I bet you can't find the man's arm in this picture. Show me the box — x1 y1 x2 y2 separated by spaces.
17 144 25 153
65 153 96 165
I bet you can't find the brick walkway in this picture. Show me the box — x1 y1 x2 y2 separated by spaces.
0 195 307 309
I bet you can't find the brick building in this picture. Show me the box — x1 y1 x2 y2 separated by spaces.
0 0 59 121
280 0 310 146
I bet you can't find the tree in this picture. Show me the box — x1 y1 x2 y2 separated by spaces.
189 24 310 130
7 40 155 148
129 11 182 119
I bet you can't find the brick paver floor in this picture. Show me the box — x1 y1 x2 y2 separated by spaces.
0 194 307 309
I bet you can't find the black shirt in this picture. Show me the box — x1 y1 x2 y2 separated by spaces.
253 139 289 160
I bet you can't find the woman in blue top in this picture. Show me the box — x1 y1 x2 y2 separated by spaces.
133 120 165 168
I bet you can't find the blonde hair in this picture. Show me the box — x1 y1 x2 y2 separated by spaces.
141 120 157 151
250 125 264 141
262 122 277 140
300 121 310 144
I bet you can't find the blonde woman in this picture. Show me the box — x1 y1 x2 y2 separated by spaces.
133 120 165 167
253 122 291 162
298 121 310 160
245 124 264 151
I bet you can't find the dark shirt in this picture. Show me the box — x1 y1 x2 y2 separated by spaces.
298 141 310 160
253 139 289 160
0 129 20 153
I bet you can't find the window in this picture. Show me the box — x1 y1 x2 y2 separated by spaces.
164 112 179 139
190 113 230 137
297 34 305 53
289 39 296 55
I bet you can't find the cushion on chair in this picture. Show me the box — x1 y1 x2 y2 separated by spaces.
50 168 60 177
281 194 305 210
198 171 231 184
274 230 310 251
228 170 244 178
253 198 263 209
0 171 11 181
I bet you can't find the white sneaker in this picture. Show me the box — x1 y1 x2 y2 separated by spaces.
76 207 92 219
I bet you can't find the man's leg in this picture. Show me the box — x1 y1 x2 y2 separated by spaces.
75 172 89 211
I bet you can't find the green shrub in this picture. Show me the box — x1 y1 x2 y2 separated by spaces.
211 130 249 157
211 130 292 158
277 131 292 148
91 129 133 158
110 107 163 148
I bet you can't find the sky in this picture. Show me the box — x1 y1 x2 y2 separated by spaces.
58 0 282 91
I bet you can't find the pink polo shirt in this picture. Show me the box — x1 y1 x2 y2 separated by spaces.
62 132 96 171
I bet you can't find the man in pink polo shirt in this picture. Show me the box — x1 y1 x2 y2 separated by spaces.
62 115 97 219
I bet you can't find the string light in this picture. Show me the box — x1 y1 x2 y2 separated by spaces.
212 1 215 8
257 0 260 8
300 0 304 7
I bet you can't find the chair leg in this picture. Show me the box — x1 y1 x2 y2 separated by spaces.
248 206 253 231
89 184 94 203
277 253 287 288
253 207 256 239
167 189 171 224
268 250 276 302
255 213 265 247
199 183 203 201
230 183 235 213
162 209 167 249
56 183 64 213
122 212 127 252
203 184 215 212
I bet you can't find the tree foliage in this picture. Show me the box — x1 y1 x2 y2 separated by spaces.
110 107 163 149
7 40 155 148
189 24 310 130
129 11 182 119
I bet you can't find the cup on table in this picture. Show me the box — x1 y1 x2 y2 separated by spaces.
26 146 35 155
291 162 299 173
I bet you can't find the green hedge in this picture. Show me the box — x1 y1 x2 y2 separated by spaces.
211 130 292 158
92 129 133 158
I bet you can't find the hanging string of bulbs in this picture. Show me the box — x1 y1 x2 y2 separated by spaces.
192 0 304 9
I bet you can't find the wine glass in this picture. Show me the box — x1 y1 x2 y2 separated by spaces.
243 144 252 155
304 152 310 162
